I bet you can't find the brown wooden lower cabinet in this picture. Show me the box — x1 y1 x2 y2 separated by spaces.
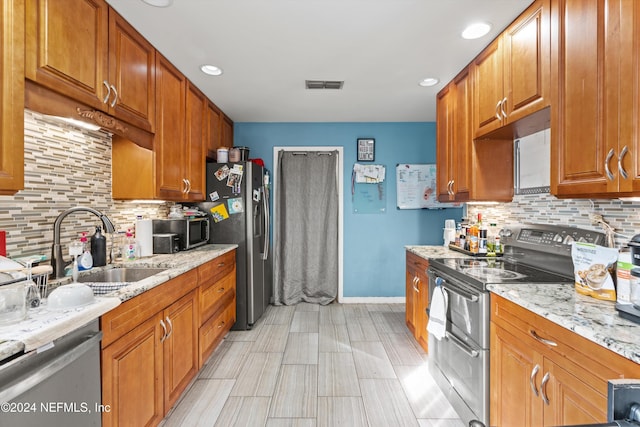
491 294 639 427
405 251 429 352
100 250 237 427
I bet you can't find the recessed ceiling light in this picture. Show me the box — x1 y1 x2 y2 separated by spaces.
462 22 492 40
140 0 173 7
419 78 439 87
200 64 223 76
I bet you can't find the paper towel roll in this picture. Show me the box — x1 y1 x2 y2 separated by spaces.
136 219 153 257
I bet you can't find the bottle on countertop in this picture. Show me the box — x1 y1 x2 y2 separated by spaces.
123 229 138 261
91 226 107 267
77 232 93 271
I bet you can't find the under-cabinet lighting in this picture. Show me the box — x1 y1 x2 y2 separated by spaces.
41 114 101 131
466 201 500 205
128 200 167 204
618 197 640 202
462 22 492 40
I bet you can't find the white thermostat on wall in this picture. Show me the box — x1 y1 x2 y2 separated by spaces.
357 138 375 162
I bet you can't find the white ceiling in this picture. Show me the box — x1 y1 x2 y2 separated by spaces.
106 0 533 123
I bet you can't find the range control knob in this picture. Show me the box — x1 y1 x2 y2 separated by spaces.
553 234 563 243
562 235 575 245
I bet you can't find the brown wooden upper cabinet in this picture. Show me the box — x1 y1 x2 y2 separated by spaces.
221 114 234 149
551 0 640 197
437 67 472 202
473 0 550 138
0 0 25 195
25 0 156 133
206 102 222 159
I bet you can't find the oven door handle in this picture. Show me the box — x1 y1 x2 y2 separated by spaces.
445 331 479 358
444 285 479 302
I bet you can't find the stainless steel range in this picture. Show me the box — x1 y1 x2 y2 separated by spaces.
426 223 606 427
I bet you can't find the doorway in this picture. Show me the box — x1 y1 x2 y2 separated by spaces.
273 146 344 304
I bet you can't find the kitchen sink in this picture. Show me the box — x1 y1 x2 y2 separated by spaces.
78 267 167 284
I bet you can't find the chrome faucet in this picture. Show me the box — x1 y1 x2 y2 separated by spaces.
51 206 116 278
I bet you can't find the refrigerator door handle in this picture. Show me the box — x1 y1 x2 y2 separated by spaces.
262 186 270 260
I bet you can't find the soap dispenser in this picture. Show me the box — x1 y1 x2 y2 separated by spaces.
77 232 93 271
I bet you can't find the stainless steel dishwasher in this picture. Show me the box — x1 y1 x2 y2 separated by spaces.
0 320 102 427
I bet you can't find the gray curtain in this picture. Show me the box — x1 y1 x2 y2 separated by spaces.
273 150 339 305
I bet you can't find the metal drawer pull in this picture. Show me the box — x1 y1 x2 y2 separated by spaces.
102 81 111 104
541 372 551 405
445 331 479 358
530 364 540 397
110 85 118 107
605 148 615 181
618 145 629 180
165 316 173 340
529 329 557 347
218 262 225 267
160 319 168 342
218 321 225 329
217 287 225 293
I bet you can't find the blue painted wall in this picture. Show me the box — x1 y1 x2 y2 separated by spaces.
234 122 463 298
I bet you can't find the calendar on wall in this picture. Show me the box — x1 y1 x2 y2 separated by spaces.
396 164 461 209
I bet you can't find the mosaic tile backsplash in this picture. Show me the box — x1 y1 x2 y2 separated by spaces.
0 110 170 260
3 110 639 261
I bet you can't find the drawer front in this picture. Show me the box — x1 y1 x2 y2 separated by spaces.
198 250 235 286
198 299 236 367
406 251 429 273
199 271 235 325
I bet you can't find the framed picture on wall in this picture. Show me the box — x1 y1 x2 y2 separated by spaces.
357 138 375 161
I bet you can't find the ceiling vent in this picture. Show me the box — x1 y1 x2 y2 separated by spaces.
305 80 344 90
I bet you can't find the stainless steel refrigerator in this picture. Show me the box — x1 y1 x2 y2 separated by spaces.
196 161 272 330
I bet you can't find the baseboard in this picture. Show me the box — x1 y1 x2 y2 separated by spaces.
338 296 406 304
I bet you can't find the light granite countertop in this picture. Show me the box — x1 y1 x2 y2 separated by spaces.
0 243 237 364
406 245 640 366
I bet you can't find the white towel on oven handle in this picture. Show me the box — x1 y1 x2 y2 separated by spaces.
427 283 448 340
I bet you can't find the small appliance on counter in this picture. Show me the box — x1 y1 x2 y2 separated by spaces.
152 217 209 251
616 234 640 324
152 233 181 254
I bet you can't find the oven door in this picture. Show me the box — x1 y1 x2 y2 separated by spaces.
427 267 489 426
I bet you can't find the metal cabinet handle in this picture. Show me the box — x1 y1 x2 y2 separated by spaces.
495 100 502 121
541 372 551 405
529 329 558 347
102 81 111 104
218 321 225 329
413 276 420 293
530 364 540 397
165 316 173 340
217 287 225 293
160 319 168 342
185 179 192 193
110 85 118 107
618 145 629 180
501 97 508 119
218 262 225 267
182 178 189 193
450 179 455 195
605 148 615 181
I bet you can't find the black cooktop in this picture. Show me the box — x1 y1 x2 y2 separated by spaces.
429 257 573 290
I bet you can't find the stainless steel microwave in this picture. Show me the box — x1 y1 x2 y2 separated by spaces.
152 217 209 251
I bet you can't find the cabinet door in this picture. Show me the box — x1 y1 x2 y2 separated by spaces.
415 268 429 351
185 82 206 201
206 101 222 158
551 0 614 196
490 323 543 427
102 313 164 427
108 10 155 132
405 265 417 336
452 67 472 200
617 0 640 193
25 0 109 110
0 0 24 195
503 0 550 122
155 54 186 200
436 84 454 202
163 290 198 411
542 358 607 427
473 37 504 137
221 114 234 148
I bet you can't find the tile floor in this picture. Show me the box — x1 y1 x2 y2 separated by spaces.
160 303 465 427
